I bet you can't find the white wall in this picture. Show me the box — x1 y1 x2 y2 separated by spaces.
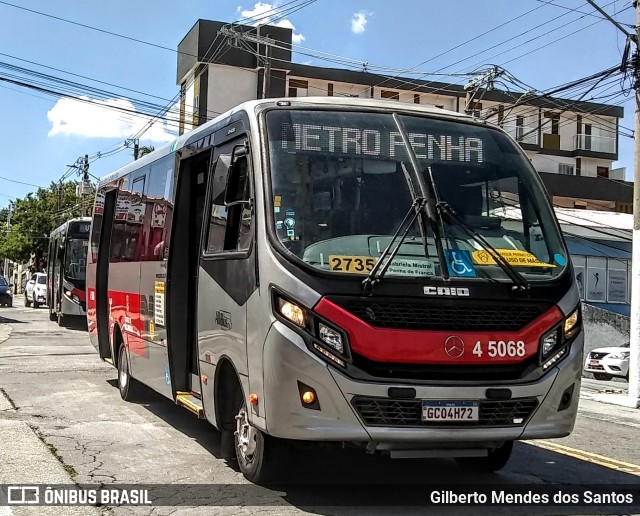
207 64 258 117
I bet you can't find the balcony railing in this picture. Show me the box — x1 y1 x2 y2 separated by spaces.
574 134 616 154
502 123 539 146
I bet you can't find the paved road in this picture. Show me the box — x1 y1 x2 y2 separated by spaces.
1 298 640 515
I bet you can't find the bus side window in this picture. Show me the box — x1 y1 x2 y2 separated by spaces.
205 141 253 255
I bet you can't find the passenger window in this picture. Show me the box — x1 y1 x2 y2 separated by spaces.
205 140 253 255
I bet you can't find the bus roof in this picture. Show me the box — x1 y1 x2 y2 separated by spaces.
97 96 481 186
50 217 92 238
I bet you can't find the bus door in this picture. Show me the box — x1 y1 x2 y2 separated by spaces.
167 148 212 399
196 136 255 426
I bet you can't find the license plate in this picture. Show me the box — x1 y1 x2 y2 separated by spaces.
422 401 479 422
589 360 600 367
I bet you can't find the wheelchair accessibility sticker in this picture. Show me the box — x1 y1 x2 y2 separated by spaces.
445 250 477 277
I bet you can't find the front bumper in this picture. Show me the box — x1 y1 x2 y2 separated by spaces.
61 294 86 316
584 358 628 377
0 294 11 305
261 321 583 449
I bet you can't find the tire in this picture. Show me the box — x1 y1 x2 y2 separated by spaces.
7 299 12 308
49 309 57 322
24 295 31 308
594 373 612 381
33 299 40 309
455 441 513 472
57 311 65 327
117 344 138 401
234 401 285 484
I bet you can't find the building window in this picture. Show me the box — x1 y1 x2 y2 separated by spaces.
381 90 400 100
288 79 309 98
414 94 420 104
597 166 609 179
558 163 574 175
515 116 524 141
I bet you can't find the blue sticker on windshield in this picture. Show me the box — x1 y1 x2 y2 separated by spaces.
445 250 477 277
554 253 567 266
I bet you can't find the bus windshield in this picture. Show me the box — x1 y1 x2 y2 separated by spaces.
265 109 567 282
64 238 88 282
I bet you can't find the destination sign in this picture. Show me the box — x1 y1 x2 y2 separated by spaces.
279 123 484 163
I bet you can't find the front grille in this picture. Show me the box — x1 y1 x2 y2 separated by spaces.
352 396 538 427
589 352 608 360
352 353 538 382
336 298 545 332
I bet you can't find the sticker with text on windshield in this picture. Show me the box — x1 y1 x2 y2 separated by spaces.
328 255 435 276
445 250 477 277
471 249 555 268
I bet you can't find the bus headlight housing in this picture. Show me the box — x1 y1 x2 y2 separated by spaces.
539 306 582 369
272 291 350 367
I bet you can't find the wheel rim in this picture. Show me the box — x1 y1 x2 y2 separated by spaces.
118 349 128 390
235 406 258 465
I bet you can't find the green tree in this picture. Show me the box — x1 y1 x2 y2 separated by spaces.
0 181 84 263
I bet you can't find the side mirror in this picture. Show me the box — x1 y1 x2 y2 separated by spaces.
224 145 251 207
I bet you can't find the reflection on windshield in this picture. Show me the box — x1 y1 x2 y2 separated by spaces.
266 109 567 282
65 238 88 282
0 277 7 286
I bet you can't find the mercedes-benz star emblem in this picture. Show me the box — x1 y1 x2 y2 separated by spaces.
444 336 465 359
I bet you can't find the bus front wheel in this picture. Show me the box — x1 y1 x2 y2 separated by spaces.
454 441 513 472
234 401 284 484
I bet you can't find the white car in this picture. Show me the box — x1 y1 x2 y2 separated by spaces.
24 272 47 309
584 344 629 382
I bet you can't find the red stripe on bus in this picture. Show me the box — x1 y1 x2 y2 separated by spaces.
313 298 564 365
108 290 146 357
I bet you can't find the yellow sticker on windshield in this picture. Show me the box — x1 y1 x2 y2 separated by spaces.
472 249 555 268
329 255 376 273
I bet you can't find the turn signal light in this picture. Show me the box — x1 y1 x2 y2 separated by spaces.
301 391 315 404
249 393 259 406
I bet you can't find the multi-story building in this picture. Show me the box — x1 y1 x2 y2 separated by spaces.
177 20 625 190
176 19 632 315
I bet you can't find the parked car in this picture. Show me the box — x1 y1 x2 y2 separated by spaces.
24 272 47 308
0 276 13 307
584 343 630 381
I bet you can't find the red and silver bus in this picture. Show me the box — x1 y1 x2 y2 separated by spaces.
87 97 582 483
48 217 91 325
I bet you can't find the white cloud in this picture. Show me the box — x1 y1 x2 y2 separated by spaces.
47 97 177 143
240 2 305 44
351 12 368 34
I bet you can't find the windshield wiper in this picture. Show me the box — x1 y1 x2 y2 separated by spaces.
362 197 427 294
427 168 530 291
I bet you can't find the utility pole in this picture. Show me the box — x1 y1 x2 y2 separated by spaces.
219 26 275 99
629 0 640 407
262 37 272 99
585 0 639 406
75 155 91 218
3 205 11 279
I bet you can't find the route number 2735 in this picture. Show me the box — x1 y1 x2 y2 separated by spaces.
473 340 526 358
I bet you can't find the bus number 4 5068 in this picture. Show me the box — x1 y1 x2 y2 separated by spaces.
473 340 526 358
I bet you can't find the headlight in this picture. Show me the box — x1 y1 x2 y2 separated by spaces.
6 289 11 296
319 323 343 354
609 352 630 360
563 307 581 338
540 328 561 358
539 306 581 369
272 291 350 367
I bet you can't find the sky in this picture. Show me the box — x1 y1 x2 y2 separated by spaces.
0 0 635 209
